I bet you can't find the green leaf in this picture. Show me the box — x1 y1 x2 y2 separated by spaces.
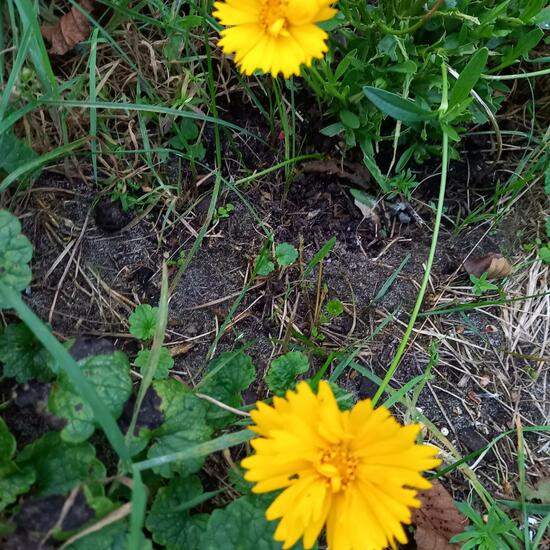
201 494 302 550
499 28 544 69
326 299 344 317
265 351 309 396
145 476 208 549
129 304 159 341
0 133 39 180
449 48 489 109
0 210 33 308
0 464 35 511
135 347 173 380
539 245 550 264
275 243 298 267
0 417 15 462
66 519 152 550
339 109 360 129
17 432 106 495
147 379 212 478
319 122 344 137
363 87 435 123
0 417 36 511
0 323 52 383
199 351 255 429
49 352 132 443
256 256 275 276
546 216 550 238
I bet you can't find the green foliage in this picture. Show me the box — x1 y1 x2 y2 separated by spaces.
451 503 520 550
67 520 152 550
17 432 105 495
216 203 236 219
0 418 35 511
145 476 208 549
130 304 160 341
266 351 310 396
0 132 39 180
201 494 294 550
199 351 256 428
48 352 133 442
256 242 299 276
135 347 174 379
146 379 213 478
0 322 52 383
470 273 500 296
275 243 299 267
310 0 543 176
325 298 344 317
0 210 33 308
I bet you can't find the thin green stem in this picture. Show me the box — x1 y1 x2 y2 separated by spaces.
482 67 550 80
372 130 449 406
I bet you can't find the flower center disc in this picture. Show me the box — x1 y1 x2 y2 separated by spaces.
261 0 290 37
317 445 358 493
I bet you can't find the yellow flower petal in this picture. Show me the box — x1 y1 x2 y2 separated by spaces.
212 0 336 77
241 381 441 550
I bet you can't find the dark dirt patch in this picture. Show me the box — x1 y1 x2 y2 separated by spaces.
5 124 548 523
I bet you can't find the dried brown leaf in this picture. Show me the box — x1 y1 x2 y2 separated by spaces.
41 0 94 55
412 480 468 550
463 253 512 279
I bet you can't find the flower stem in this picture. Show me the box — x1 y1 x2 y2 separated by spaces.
372 129 449 407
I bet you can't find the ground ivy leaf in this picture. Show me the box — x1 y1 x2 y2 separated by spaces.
48 352 132 443
0 417 36 511
0 323 53 383
129 304 159 341
200 494 304 550
66 519 152 550
275 243 298 267
17 432 106 495
199 351 255 429
145 476 208 549
265 351 309 396
0 465 36 512
135 347 173 379
147 380 212 478
0 210 33 308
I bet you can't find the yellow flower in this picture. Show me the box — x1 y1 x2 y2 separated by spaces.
213 0 337 78
241 381 441 550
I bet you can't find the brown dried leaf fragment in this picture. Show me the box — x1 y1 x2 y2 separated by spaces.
463 253 512 279
41 0 94 55
412 480 468 550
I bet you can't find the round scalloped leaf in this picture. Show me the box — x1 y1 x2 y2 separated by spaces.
48 352 132 443
0 210 33 308
66 519 152 550
145 476 208 549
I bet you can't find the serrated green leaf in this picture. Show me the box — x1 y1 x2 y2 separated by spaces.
266 352 309 396
0 417 36 511
129 304 159 341
363 87 435 123
0 210 33 308
0 464 35 512
135 347 173 380
66 519 152 550
17 432 106 495
0 323 53 383
449 48 488 109
145 476 208 549
147 379 212 478
49 352 132 442
275 243 298 267
546 217 550 238
199 351 255 429
200 494 303 550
